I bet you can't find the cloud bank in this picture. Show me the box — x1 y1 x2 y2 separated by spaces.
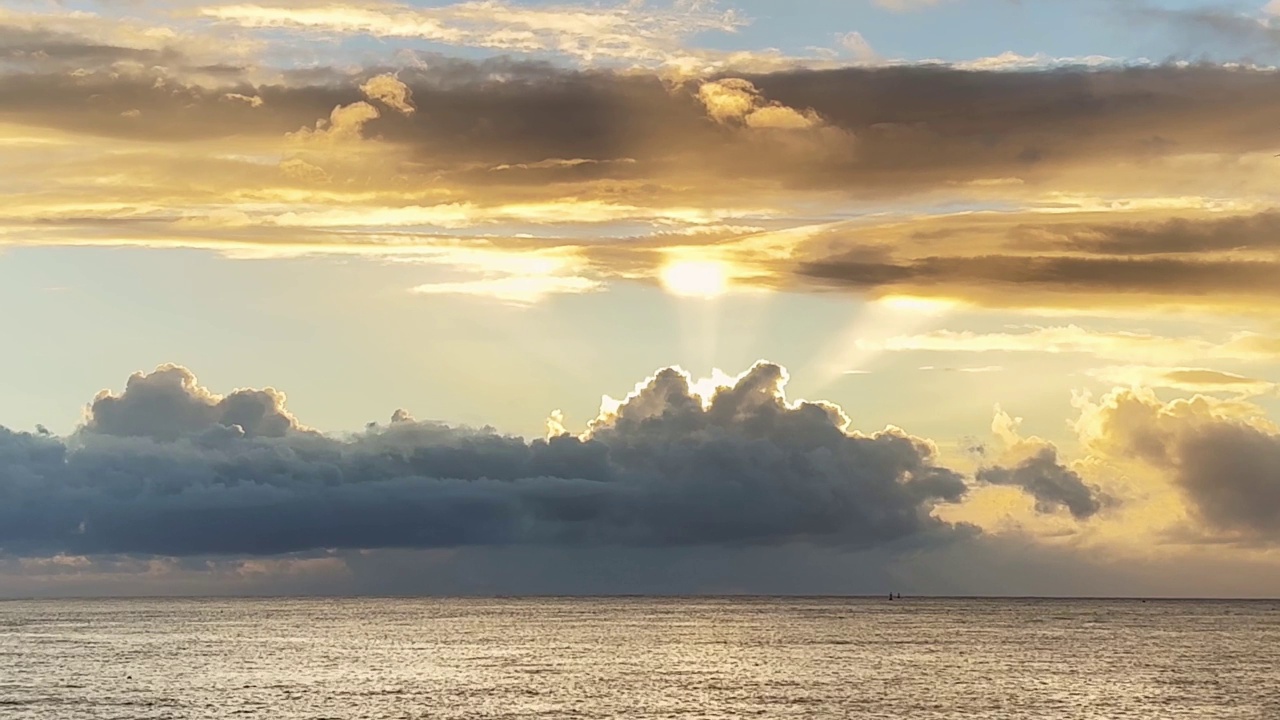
0 362 982 558
2 361 1279 595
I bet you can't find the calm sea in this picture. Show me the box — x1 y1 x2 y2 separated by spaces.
1 597 1277 719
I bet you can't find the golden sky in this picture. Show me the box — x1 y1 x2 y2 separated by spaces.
2 0 1280 596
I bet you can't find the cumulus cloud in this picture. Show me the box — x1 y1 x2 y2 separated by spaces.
85 364 301 441
359 73 415 115
1077 388 1280 541
0 361 990 559
5 362 1280 596
697 78 824 129
972 406 1108 520
289 100 381 142
978 448 1105 520
288 73 412 142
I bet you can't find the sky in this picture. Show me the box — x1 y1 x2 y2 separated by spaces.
3 0 1280 597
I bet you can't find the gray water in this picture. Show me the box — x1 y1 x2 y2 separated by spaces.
1 597 1277 719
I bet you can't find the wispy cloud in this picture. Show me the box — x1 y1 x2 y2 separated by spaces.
198 0 748 68
1084 366 1277 397
863 326 1280 364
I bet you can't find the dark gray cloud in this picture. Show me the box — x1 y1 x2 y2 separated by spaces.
0 26 179 66
796 254 1280 300
5 35 1280 197
778 208 1280 308
1015 211 1280 255
0 362 977 558
12 532 1280 598
1176 423 1280 538
977 447 1106 519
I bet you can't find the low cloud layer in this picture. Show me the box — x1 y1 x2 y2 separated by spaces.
0 362 992 558
2 361 1278 595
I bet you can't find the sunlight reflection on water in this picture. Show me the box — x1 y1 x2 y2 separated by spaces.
1 597 1277 719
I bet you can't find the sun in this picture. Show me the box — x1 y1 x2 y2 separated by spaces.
659 260 730 299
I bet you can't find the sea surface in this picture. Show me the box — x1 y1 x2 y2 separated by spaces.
1 597 1277 719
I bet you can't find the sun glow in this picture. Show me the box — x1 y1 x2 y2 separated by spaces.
659 260 730 298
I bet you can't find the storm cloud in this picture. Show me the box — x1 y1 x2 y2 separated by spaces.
0 362 987 559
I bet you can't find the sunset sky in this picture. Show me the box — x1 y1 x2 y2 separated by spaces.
3 0 1280 597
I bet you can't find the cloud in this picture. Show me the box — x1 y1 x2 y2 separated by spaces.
1084 366 1277 396
873 0 954 11
866 326 1280 364
1077 387 1280 542
977 447 1105 520
359 73 415 115
1020 210 1280 256
84 364 302 441
969 405 1108 521
5 362 1280 596
917 365 1003 373
5 27 1280 309
952 52 1123 71
798 254 1280 310
697 78 824 129
404 244 603 304
290 100 381 142
774 206 1280 311
0 7 260 72
1126 2 1280 55
0 361 987 558
198 0 747 69
288 74 416 142
223 92 264 107
839 31 878 62
409 273 602 304
12 60 1280 195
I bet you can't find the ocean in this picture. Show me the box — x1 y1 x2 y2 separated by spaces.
1 597 1277 719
